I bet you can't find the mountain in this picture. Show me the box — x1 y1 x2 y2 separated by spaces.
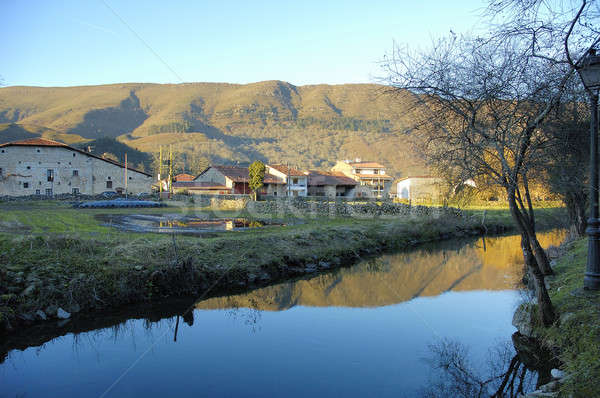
0 81 426 176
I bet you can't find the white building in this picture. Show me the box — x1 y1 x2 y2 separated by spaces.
396 176 444 202
266 164 308 197
0 138 152 196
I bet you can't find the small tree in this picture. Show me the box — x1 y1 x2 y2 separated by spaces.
248 161 265 200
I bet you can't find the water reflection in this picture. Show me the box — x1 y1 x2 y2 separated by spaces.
96 213 274 234
197 230 566 311
0 230 566 398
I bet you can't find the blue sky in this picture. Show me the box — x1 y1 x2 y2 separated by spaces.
1 0 488 87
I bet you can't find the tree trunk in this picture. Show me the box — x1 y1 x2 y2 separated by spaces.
508 191 556 327
525 228 554 276
522 233 556 327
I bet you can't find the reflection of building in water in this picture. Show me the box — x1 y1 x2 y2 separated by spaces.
225 220 234 231
196 230 566 311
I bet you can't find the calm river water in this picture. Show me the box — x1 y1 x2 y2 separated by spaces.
0 230 565 398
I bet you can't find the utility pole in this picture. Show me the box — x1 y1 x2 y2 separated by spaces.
159 146 163 196
169 144 173 197
125 153 128 199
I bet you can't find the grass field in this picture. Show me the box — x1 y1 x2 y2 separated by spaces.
0 199 567 335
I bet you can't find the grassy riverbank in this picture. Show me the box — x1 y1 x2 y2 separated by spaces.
539 239 600 396
0 201 565 334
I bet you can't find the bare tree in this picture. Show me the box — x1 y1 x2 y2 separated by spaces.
382 33 569 326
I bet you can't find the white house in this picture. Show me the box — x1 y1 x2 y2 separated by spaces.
266 164 308 197
396 176 444 202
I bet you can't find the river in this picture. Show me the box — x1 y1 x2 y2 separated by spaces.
0 230 566 398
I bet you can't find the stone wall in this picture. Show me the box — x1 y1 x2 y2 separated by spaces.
245 197 462 218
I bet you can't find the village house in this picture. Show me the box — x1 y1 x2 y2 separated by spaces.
265 164 308 197
0 138 152 196
306 170 357 197
188 165 286 196
331 159 393 198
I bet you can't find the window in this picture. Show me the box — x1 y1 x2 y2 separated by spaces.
46 169 54 182
273 191 277 196
26 166 31 170
292 178 299 184
36 149 40 153
0 168 2 176
106 181 112 189
72 188 79 195
45 188 53 196
72 153 76 157
108 176 111 180
23 182 29 188
72 170 79 177
1 150 4 153
35 189 40 195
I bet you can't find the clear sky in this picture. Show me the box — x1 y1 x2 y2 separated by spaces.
1 0 488 87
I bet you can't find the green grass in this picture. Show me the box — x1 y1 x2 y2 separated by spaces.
539 238 600 396
0 200 566 335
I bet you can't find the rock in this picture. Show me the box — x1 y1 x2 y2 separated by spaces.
513 303 535 337
134 265 143 271
247 273 257 283
551 369 566 379
305 263 317 272
69 303 80 313
18 313 35 322
318 261 331 269
21 284 36 296
45 305 58 317
35 310 47 320
540 381 560 393
56 308 71 319
57 319 71 327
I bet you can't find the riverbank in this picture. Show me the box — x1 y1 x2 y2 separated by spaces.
0 201 565 335
534 238 600 397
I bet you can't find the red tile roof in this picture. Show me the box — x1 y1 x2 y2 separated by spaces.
173 173 195 182
268 164 306 176
173 181 229 190
307 171 357 186
0 138 151 177
198 165 285 184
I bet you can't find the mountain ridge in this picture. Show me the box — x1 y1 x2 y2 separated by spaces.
0 80 425 176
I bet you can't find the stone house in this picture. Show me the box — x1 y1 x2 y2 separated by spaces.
0 138 152 196
331 159 393 198
191 165 286 195
306 171 357 197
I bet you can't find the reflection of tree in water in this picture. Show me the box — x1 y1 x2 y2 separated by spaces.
225 297 262 333
419 336 557 398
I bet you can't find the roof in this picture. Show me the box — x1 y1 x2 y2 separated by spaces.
347 161 386 168
268 164 306 176
307 171 357 186
355 173 393 180
173 173 195 182
0 138 152 177
0 138 69 148
173 181 228 190
197 165 285 184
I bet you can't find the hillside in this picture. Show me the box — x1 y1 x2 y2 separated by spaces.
0 81 426 176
